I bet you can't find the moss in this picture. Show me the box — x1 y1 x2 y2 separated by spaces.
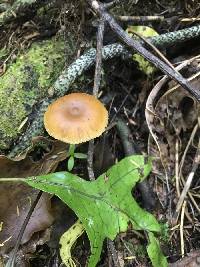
0 38 67 150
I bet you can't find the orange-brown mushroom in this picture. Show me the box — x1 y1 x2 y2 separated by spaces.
44 93 108 144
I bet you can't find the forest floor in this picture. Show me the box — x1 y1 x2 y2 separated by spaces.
0 1 200 266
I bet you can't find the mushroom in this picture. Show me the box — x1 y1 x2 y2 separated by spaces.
44 93 108 144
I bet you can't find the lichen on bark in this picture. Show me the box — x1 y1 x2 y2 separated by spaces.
0 38 69 150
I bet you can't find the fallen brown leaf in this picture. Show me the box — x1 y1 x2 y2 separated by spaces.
0 138 68 254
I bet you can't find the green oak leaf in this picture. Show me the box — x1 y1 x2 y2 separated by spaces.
25 155 161 267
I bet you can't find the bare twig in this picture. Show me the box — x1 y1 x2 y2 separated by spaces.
180 18 200 22
174 138 200 221
87 18 120 264
180 200 186 257
90 17 121 265
87 19 105 181
175 138 180 198
110 94 129 124
117 15 164 22
129 29 175 70
93 19 105 97
86 0 200 101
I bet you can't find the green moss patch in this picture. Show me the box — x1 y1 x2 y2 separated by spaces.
0 38 67 150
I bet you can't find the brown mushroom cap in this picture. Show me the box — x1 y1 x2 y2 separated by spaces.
44 93 108 144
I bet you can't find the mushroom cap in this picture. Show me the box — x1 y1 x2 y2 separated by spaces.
44 93 108 144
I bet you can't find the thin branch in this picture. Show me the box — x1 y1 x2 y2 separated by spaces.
87 19 105 181
117 15 165 22
174 138 200 221
129 29 175 70
93 18 105 97
86 18 120 264
180 200 186 257
86 0 200 100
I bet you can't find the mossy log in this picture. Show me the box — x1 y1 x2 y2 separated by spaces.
0 38 70 150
